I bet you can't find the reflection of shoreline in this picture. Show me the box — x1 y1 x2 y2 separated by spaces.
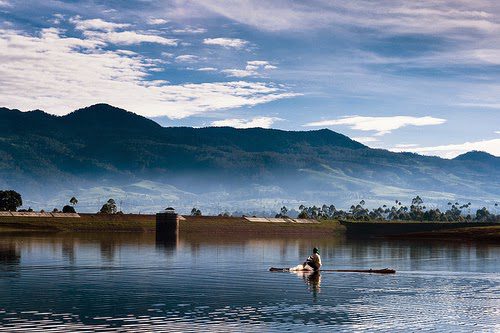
0 242 21 266
0 233 497 273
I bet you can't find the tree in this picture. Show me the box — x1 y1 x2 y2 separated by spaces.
298 210 309 218
70 197 78 206
277 206 288 218
475 207 491 222
190 207 202 216
62 205 76 213
0 190 22 211
99 198 117 214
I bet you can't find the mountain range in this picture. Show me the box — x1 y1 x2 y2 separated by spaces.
0 104 498 214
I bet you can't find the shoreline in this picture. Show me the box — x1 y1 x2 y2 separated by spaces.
0 214 345 235
0 214 498 241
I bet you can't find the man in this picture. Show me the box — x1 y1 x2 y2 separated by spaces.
303 247 322 271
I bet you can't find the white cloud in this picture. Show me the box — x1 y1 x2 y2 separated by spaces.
457 102 500 109
246 60 269 66
211 116 282 128
195 1 500 34
394 143 420 148
304 115 446 136
70 17 130 31
84 30 178 46
203 37 248 49
173 27 207 34
221 69 254 77
0 28 298 119
352 136 378 144
390 138 500 159
147 18 169 25
222 60 277 77
175 54 199 63
0 0 11 7
197 67 217 71
495 131 500 134
68 16 177 46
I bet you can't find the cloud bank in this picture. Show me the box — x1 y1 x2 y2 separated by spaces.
0 27 296 119
203 37 248 49
211 116 281 128
391 138 500 159
304 116 446 136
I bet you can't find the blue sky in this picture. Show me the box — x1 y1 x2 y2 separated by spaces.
1 0 499 158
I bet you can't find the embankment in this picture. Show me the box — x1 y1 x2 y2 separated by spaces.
0 214 498 241
0 214 345 235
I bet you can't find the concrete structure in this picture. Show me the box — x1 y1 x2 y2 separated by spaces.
0 211 80 218
156 207 179 242
244 217 319 224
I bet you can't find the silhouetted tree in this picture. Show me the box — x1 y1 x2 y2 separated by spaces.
275 206 289 218
70 197 78 206
62 205 76 213
475 207 492 222
99 199 117 214
0 190 22 211
190 207 202 216
298 210 309 218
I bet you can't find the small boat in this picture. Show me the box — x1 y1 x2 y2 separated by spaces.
269 267 396 274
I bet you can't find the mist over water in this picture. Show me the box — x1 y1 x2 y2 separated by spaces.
0 232 498 331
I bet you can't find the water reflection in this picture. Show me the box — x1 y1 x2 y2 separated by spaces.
156 233 178 255
0 232 497 331
292 270 322 300
0 242 20 266
99 238 116 263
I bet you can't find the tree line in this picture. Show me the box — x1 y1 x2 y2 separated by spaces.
287 196 498 222
2 189 498 221
0 190 121 215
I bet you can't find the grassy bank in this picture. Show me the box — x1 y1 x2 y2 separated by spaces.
0 214 156 232
0 214 345 235
179 216 344 235
398 225 500 242
0 214 498 240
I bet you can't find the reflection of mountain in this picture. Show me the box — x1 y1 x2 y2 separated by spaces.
0 104 498 213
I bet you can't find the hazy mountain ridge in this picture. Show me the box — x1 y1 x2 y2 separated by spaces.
0 104 498 213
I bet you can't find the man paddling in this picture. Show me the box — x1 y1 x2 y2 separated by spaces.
303 247 322 271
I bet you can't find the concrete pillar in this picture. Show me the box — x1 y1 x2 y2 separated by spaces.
156 208 179 242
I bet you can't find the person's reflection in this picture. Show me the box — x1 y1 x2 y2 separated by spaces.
293 270 322 300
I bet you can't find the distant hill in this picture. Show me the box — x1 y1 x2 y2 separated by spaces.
454 151 499 163
0 104 498 213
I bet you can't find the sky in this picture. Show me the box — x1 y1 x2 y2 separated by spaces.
1 0 499 158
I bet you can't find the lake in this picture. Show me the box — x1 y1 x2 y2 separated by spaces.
0 232 498 332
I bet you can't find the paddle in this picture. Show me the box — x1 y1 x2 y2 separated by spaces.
269 267 396 274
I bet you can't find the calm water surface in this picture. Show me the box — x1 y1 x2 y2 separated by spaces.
0 232 498 332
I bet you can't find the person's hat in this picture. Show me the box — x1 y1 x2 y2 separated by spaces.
313 247 319 254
